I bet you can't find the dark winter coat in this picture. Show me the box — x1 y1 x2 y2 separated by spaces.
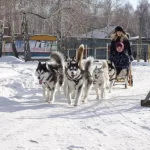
109 34 132 69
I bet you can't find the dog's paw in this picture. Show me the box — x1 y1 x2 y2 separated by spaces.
68 102 72 105
95 97 99 100
101 96 106 99
47 100 54 104
74 103 79 107
45 99 49 102
68 100 72 105
82 99 87 104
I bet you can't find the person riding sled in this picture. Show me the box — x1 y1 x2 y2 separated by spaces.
109 26 134 76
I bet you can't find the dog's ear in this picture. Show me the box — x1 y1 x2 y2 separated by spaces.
112 62 115 68
107 60 110 63
43 63 46 67
46 63 50 70
67 61 70 66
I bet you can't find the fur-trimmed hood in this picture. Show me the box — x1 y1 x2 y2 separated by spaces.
111 33 128 41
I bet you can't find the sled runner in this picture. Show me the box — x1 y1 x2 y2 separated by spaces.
114 63 133 89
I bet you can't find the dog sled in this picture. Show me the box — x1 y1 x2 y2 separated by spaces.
113 63 133 89
141 91 150 107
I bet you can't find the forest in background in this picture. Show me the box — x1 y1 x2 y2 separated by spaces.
0 0 150 40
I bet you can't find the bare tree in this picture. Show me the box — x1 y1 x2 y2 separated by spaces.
0 0 149 43
136 0 150 38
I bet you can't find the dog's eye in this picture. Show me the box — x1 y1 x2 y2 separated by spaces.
41 71 44 74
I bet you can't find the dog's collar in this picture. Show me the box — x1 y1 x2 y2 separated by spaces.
66 71 83 85
93 79 103 85
46 74 52 81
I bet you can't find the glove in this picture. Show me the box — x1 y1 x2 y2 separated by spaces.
129 55 134 61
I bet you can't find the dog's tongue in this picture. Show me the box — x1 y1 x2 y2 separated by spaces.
39 80 42 85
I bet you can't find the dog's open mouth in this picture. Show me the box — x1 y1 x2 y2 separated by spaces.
39 80 42 85
71 74 75 78
39 80 42 84
39 77 44 85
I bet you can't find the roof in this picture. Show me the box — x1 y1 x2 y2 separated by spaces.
29 35 57 41
129 36 146 40
80 26 116 38
3 34 57 42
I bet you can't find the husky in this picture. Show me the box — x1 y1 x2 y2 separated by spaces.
92 61 110 99
107 60 116 93
107 60 129 90
35 52 65 103
64 44 93 106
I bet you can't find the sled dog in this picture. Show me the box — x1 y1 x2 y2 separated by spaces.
35 52 64 103
107 60 129 90
64 44 93 106
92 61 110 99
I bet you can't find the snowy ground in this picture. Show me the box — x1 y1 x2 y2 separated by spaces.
0 56 150 150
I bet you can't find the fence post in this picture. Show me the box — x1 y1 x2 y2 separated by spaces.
136 42 140 62
148 45 150 62
85 45 87 58
106 43 109 60
0 25 4 57
67 49 69 58
143 52 147 62
94 48 96 59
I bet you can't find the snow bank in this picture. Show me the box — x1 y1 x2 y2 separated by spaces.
0 59 150 150
132 61 150 66
93 59 150 66
1 56 150 66
0 56 25 64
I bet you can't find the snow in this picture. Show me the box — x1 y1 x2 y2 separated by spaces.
0 56 150 150
0 56 25 64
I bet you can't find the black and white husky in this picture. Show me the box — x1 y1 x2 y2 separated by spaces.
92 61 110 99
107 60 129 90
64 44 93 106
35 52 65 103
107 60 116 93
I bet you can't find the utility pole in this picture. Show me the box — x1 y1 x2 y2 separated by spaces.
137 16 142 62
139 15 142 61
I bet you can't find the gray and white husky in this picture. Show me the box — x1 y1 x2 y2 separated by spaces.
64 44 93 106
92 61 110 99
35 52 65 103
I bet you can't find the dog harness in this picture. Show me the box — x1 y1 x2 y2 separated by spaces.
66 71 83 86
109 72 116 81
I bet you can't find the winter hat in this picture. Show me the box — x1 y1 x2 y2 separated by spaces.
114 26 126 34
116 42 124 48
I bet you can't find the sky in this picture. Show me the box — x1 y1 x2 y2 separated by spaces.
130 0 139 9
129 0 150 9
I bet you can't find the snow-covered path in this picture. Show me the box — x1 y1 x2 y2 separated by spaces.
0 57 150 150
